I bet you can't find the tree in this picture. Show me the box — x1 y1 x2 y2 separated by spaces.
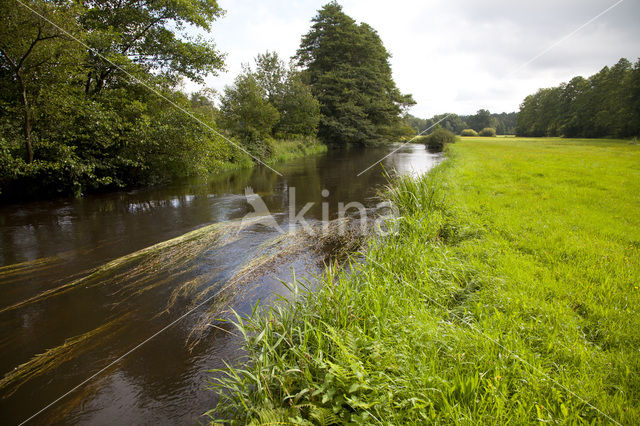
403 114 428 134
1 0 234 200
80 0 225 94
466 109 497 132
629 59 640 137
516 58 639 138
296 2 414 146
275 72 320 137
492 112 517 135
0 0 81 163
219 70 280 157
254 51 287 103
424 113 467 135
252 51 320 137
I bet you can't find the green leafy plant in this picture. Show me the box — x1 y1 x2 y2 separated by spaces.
423 128 457 151
479 127 497 137
210 138 640 424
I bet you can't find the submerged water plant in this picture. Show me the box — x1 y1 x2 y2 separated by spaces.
0 315 130 397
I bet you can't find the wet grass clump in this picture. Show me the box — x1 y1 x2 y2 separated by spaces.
270 138 328 163
0 315 129 397
0 220 250 314
209 138 640 424
187 218 373 349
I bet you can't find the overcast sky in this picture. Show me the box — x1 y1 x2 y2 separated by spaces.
189 0 640 118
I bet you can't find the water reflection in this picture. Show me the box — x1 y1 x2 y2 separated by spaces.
0 143 440 424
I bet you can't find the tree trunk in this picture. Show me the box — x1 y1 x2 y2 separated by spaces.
85 72 92 94
18 76 33 164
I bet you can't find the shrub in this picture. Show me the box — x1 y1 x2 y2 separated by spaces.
424 128 456 152
460 129 478 136
479 127 497 137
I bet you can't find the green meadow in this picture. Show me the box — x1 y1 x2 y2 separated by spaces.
212 137 640 424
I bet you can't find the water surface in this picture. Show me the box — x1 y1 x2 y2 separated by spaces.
0 144 440 425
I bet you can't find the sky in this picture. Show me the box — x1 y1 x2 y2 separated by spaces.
187 0 640 118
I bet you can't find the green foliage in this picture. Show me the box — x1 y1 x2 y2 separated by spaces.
460 128 478 136
253 51 287 103
406 111 516 136
491 112 517 135
274 73 320 137
402 113 428 134
220 71 280 158
251 52 321 138
219 52 321 159
211 137 640 424
516 58 640 138
0 0 84 164
426 113 467 135
0 0 249 200
423 127 456 151
80 0 224 92
465 109 498 132
296 2 414 146
479 127 497 137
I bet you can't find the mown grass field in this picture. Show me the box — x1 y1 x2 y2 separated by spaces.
211 137 640 424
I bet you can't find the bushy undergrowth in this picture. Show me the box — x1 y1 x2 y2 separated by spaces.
270 137 328 163
479 127 497 137
460 128 478 136
419 128 457 152
209 138 640 424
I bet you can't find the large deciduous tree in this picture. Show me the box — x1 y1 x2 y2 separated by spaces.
295 2 414 146
466 109 498 133
1 0 230 200
219 70 280 157
80 0 225 94
252 52 320 137
220 51 320 154
0 0 81 163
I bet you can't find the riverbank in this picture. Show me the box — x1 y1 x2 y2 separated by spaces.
269 137 328 164
0 137 327 203
211 137 640 423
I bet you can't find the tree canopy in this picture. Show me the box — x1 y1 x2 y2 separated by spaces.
295 2 414 146
80 0 225 93
516 58 640 138
219 52 320 157
1 0 236 200
404 111 516 136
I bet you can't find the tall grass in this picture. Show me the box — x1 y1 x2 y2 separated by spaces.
209 138 640 424
270 137 328 163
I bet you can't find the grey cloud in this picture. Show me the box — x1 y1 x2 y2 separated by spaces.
200 0 640 118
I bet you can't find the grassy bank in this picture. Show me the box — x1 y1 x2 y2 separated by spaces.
269 137 328 164
210 137 640 424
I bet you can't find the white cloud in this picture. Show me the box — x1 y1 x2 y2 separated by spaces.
192 0 640 118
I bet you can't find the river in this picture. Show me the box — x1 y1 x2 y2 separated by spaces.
0 144 440 425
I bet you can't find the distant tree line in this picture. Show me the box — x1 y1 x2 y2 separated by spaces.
404 110 516 136
516 58 640 138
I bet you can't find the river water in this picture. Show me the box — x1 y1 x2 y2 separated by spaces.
0 144 440 425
